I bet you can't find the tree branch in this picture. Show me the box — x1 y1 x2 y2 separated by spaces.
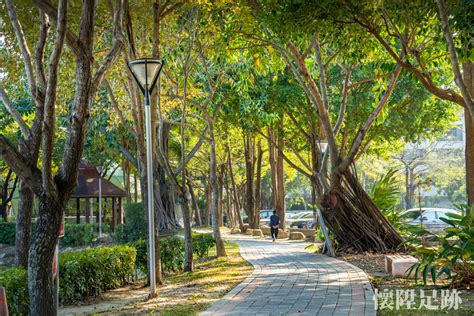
0 135 42 196
41 0 67 191
333 66 353 136
0 86 31 139
5 0 37 100
436 0 473 113
339 64 402 172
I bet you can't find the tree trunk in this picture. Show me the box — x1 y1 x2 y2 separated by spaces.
123 158 131 204
209 122 226 257
276 133 285 228
28 195 62 315
268 127 286 228
15 181 33 268
217 166 224 226
227 144 244 231
244 135 257 228
178 193 193 272
321 168 404 252
224 168 235 228
254 140 263 228
188 180 202 226
463 62 474 206
205 176 212 226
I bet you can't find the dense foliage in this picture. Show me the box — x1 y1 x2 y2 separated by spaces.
406 205 474 286
113 203 147 244
0 245 136 312
61 224 97 247
0 222 16 245
132 233 216 274
0 222 102 247
59 245 136 303
0 267 29 316
192 233 216 258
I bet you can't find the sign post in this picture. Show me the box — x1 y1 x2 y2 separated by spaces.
0 287 8 316
53 214 65 313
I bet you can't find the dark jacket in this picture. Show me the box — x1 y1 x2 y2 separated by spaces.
269 214 280 227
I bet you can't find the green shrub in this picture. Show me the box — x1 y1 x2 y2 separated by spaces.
131 236 190 273
405 204 474 286
0 267 29 315
0 222 16 245
160 236 185 272
192 233 215 258
130 239 147 273
0 222 109 247
114 203 147 244
368 169 412 235
59 245 136 303
61 224 97 247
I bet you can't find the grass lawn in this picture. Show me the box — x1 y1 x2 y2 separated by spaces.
76 241 253 315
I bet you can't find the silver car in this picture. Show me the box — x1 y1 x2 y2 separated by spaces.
404 208 461 233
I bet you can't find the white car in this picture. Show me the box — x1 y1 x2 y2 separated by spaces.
259 210 312 227
403 207 461 233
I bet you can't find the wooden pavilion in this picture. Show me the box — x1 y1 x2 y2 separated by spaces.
71 162 126 230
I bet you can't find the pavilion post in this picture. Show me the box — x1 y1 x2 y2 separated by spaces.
112 197 116 231
76 198 80 224
118 197 123 224
96 197 100 223
85 198 90 223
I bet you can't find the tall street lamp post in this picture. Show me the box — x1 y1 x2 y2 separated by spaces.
316 140 335 257
127 58 163 297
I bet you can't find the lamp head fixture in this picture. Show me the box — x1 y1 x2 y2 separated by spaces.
317 140 328 154
127 58 163 97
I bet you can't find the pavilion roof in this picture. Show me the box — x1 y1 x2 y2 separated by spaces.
71 162 126 198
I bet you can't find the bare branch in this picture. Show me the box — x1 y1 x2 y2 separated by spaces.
0 135 42 196
5 0 37 98
0 86 31 139
92 0 124 89
41 0 67 190
436 0 473 113
258 129 312 178
35 11 50 91
32 0 81 54
333 66 353 136
339 64 402 172
104 79 136 138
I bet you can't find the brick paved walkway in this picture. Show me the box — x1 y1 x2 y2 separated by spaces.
202 235 375 316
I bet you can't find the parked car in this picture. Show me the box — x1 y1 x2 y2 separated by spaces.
403 207 460 233
285 211 313 227
259 210 312 227
289 212 317 229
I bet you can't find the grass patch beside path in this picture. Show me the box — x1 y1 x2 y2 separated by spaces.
91 241 252 315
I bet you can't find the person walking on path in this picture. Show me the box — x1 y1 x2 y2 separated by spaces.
269 210 280 242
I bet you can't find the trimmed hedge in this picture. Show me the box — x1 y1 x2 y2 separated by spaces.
132 233 216 274
192 233 215 258
0 245 136 311
0 222 16 245
132 237 185 273
0 267 29 315
59 245 136 303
